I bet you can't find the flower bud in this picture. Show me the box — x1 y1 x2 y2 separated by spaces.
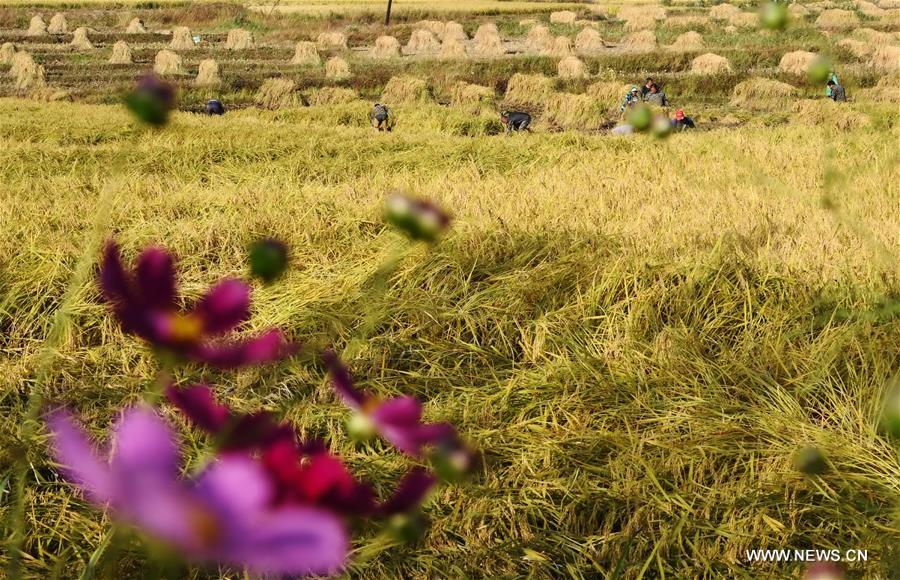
628 104 652 132
793 446 828 475
651 114 672 139
387 512 427 543
807 57 832 85
880 379 900 439
125 73 176 126
249 239 288 283
347 412 376 442
760 2 789 31
384 193 450 243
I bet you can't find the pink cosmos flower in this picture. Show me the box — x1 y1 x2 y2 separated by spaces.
46 406 347 577
100 242 295 368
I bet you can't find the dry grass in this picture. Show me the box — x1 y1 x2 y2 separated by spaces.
440 38 468 59
669 31 704 52
549 10 576 25
0 97 898 580
730 77 798 109
853 27 895 45
153 49 183 76
619 5 666 21
317 31 348 50
526 25 553 52
624 15 656 32
381 75 432 104
107 40 132 64
504 72 555 107
255 77 298 109
557 55 587 79
373 35 401 59
291 41 321 66
816 9 860 29
575 27 603 54
225 28 255 50
47 13 68 35
869 45 900 71
449 80 495 111
0 42 15 65
325 56 351 80
125 17 146 34
26 15 47 36
779 50 818 75
838 39 872 59
194 58 221 87
621 30 657 52
405 29 440 54
709 3 741 21
586 80 631 108
170 26 194 50
691 52 732 75
862 73 900 101
792 98 870 130
305 86 358 105
541 91 606 129
70 27 93 50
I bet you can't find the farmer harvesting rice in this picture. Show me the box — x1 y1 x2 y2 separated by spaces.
826 78 847 102
370 103 392 131
620 86 641 112
671 109 695 131
500 110 532 134
205 99 225 115
641 77 660 98
645 83 668 107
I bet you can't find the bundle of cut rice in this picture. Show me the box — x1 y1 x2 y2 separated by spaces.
526 25 553 52
48 13 68 35
381 75 432 103
373 35 401 58
668 31 704 52
690 52 732 74
544 36 573 57
778 50 818 75
730 77 798 109
815 9 860 29
449 81 495 111
621 30 657 52
126 17 147 34
440 38 468 59
405 29 440 53
325 56 351 80
108 40 133 64
504 73 555 107
549 11 577 25
575 27 604 53
154 50 184 76
291 42 321 65
27 16 48 37
70 27 93 50
194 59 221 87
443 21 467 42
305 86 358 106
0 42 15 65
317 32 348 50
557 55 587 79
256 78 299 109
170 26 195 50
225 28 255 50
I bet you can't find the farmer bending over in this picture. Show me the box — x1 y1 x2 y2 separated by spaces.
826 79 847 102
205 99 225 115
671 109 695 131
370 103 392 131
500 111 532 134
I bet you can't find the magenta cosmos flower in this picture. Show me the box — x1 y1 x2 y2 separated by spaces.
100 242 295 368
322 351 457 457
166 384 436 517
46 407 348 576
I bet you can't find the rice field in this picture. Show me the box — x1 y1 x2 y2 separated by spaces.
1 0 899 578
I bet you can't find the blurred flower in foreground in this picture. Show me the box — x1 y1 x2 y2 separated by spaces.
100 242 296 368
880 379 900 438
760 2 789 31
167 384 438 518
384 193 450 243
651 114 672 139
807 56 832 85
323 350 459 457
125 73 176 126
627 104 653 132
248 238 288 283
47 407 347 576
794 446 828 475
805 561 846 580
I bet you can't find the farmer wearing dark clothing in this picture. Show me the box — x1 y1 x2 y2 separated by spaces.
370 103 392 131
827 79 846 102
500 110 531 134
205 99 225 115
671 109 695 131
645 84 668 107
640 77 659 98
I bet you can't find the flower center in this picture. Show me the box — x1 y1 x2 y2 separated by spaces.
188 506 221 548
167 313 203 344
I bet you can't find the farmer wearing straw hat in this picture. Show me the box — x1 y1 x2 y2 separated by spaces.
671 109 695 131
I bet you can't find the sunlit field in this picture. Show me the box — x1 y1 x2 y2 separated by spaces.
1 0 899 578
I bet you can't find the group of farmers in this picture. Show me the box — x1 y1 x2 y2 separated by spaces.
200 71 849 135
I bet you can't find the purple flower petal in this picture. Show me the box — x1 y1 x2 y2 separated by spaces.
193 279 250 335
197 457 271 516
166 384 230 433
373 398 457 456
190 330 296 369
323 350 368 409
378 467 436 516
109 407 179 480
231 506 348 576
135 247 177 309
371 396 422 426
100 242 134 305
45 409 114 503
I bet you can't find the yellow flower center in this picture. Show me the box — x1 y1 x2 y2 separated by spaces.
168 313 203 343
